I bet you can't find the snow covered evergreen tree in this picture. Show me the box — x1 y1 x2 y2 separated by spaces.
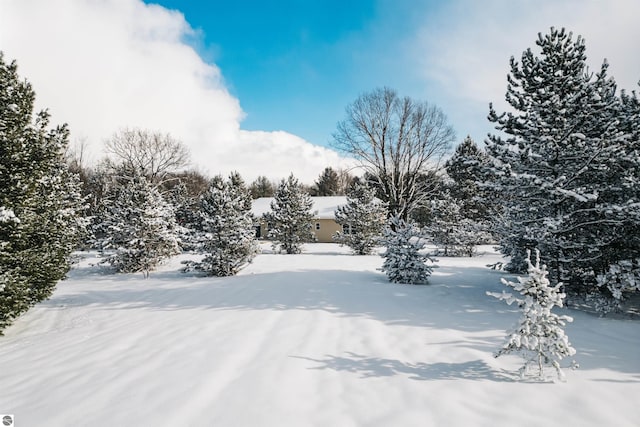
249 175 275 199
445 136 496 225
165 181 200 250
186 173 258 276
0 53 86 332
427 195 492 257
380 215 436 284
333 181 387 255
487 250 576 381
313 167 340 196
160 169 209 251
415 139 494 257
596 259 640 301
264 174 315 254
97 173 180 277
485 28 629 295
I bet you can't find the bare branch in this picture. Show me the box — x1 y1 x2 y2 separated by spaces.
332 87 455 219
105 128 190 183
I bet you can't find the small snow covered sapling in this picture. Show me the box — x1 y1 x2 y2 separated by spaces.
487 250 577 381
379 215 436 284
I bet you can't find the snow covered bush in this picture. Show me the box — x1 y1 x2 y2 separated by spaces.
0 53 86 332
185 173 258 276
379 215 436 284
487 250 576 381
333 181 387 255
596 259 640 300
96 174 180 277
264 174 316 254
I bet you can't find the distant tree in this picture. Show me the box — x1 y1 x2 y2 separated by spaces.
185 173 258 276
0 53 86 331
249 175 275 199
228 171 252 212
96 173 180 277
379 215 436 284
165 181 201 250
160 169 210 248
105 127 190 183
426 195 492 257
264 174 315 254
336 168 356 195
161 169 209 197
421 137 496 256
333 87 455 219
488 250 576 381
313 167 340 196
333 181 387 254
445 136 495 223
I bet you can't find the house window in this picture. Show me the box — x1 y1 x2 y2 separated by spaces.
343 224 352 234
315 223 321 230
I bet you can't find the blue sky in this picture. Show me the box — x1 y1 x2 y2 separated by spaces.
149 0 640 148
152 0 431 147
1 0 638 182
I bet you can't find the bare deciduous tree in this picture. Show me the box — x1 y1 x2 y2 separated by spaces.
333 87 455 219
105 128 190 183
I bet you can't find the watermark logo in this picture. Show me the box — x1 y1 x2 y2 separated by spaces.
1 415 13 427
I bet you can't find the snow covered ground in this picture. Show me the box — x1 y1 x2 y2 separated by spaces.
0 244 638 427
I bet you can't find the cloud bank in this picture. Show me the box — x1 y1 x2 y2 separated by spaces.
0 0 351 183
413 0 640 141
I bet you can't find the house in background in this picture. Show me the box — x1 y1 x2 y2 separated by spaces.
251 196 348 243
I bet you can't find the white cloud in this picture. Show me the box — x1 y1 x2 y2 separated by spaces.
0 0 352 183
412 0 640 139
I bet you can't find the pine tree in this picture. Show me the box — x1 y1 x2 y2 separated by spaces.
445 136 495 223
427 195 492 257
264 174 315 254
485 28 626 293
97 173 180 277
249 176 275 199
0 53 86 332
314 167 340 196
488 250 576 381
187 173 258 276
333 181 387 254
379 215 436 284
165 181 201 250
161 169 209 250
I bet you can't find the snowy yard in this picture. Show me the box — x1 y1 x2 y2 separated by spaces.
0 244 638 427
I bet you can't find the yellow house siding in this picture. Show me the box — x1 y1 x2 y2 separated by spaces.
252 196 348 244
255 218 341 243
313 219 341 243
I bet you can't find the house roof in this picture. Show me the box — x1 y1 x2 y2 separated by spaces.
252 196 348 220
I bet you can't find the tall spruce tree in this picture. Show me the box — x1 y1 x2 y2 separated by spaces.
333 181 387 254
97 173 180 277
485 28 627 294
187 173 258 276
0 53 86 332
264 174 315 254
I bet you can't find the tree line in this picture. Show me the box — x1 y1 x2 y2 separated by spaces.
1 26 638 335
